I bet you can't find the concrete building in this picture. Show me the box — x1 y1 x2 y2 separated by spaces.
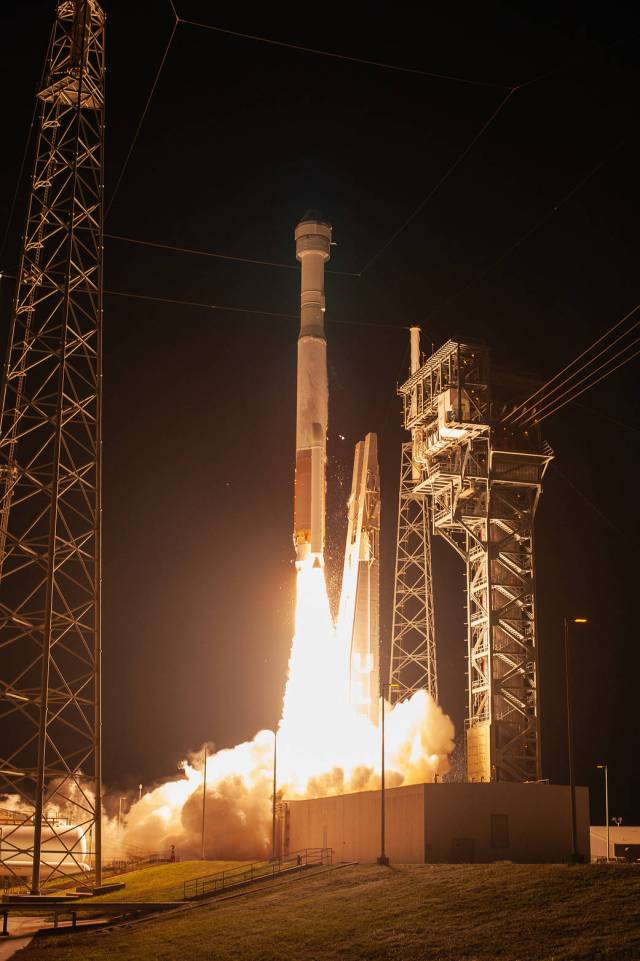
590 826 640 862
284 782 590 863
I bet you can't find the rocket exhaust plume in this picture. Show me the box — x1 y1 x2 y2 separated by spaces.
293 212 331 569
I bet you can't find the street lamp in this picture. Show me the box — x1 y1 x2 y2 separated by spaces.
597 763 609 861
201 746 208 860
271 729 278 860
563 616 587 863
378 682 399 866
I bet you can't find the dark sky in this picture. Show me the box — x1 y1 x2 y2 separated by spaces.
1 2 639 823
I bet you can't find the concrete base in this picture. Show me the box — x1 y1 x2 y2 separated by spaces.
285 781 590 864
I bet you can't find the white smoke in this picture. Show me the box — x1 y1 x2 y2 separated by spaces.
109 562 454 860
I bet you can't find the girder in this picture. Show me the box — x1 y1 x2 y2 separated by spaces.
0 0 104 892
399 339 552 782
389 442 438 705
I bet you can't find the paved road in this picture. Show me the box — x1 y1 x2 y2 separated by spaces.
0 916 46 960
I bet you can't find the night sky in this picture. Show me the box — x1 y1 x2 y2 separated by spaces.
1 2 638 824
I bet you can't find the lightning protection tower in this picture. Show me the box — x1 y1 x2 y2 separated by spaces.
390 329 438 706
0 0 105 892
398 333 552 783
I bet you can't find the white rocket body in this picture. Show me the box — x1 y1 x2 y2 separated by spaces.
293 215 331 568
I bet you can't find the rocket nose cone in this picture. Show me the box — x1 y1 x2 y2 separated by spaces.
299 209 331 228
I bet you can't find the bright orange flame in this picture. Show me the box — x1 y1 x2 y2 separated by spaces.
113 559 454 858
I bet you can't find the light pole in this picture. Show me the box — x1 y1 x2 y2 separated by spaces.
272 729 278 860
138 783 143 803
597 763 609 861
564 616 587 863
378 682 398 866
201 746 208 860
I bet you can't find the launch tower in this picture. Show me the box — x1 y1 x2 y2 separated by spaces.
399 334 552 782
390 328 438 705
0 0 105 891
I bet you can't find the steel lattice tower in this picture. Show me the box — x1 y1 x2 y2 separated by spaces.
0 0 105 892
399 338 552 782
389 442 438 704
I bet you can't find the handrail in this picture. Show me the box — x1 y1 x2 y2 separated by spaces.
183 847 332 900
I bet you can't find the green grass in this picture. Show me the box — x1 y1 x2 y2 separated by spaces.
82 859 248 903
16 862 640 961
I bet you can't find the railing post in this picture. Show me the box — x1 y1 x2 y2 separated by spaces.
1 912 8 937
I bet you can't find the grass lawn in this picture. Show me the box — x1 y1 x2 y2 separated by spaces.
81 859 248 903
16 861 640 961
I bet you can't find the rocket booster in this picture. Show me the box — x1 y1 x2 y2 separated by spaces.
293 213 331 568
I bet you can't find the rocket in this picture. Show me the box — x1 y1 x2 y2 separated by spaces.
293 212 332 569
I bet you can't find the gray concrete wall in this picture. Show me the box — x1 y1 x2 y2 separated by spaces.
287 783 424 863
423 783 590 863
286 782 590 864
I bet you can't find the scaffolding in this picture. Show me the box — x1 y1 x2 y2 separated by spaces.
0 0 105 891
399 338 552 782
389 442 438 705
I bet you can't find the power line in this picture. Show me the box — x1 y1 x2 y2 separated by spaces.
358 88 515 275
522 341 640 425
516 32 638 91
105 287 296 320
506 302 640 423
0 100 39 263
425 140 625 324
103 233 360 277
574 399 640 434
106 16 178 217
553 466 629 541
102 287 406 330
177 17 512 90
0 24 51 262
518 324 640 424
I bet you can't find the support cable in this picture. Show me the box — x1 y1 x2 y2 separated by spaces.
0 32 51 262
177 17 511 89
516 32 637 90
514 326 639 425
424 140 625 325
505 302 640 423
552 466 630 542
358 89 515 275
103 287 406 330
103 232 360 276
520 339 640 425
106 15 178 217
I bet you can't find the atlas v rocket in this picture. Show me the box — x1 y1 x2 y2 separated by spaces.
293 213 331 568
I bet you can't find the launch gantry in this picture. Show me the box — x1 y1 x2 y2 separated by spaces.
390 328 438 706
0 0 105 891
399 337 553 783
389 441 437 706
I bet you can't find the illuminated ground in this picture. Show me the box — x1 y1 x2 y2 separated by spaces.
86 860 247 903
14 861 640 960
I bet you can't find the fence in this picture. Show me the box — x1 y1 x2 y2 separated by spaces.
183 847 332 900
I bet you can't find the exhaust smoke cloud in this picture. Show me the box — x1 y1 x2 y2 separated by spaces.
110 560 454 860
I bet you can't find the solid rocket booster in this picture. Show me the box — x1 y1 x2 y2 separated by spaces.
293 212 332 567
